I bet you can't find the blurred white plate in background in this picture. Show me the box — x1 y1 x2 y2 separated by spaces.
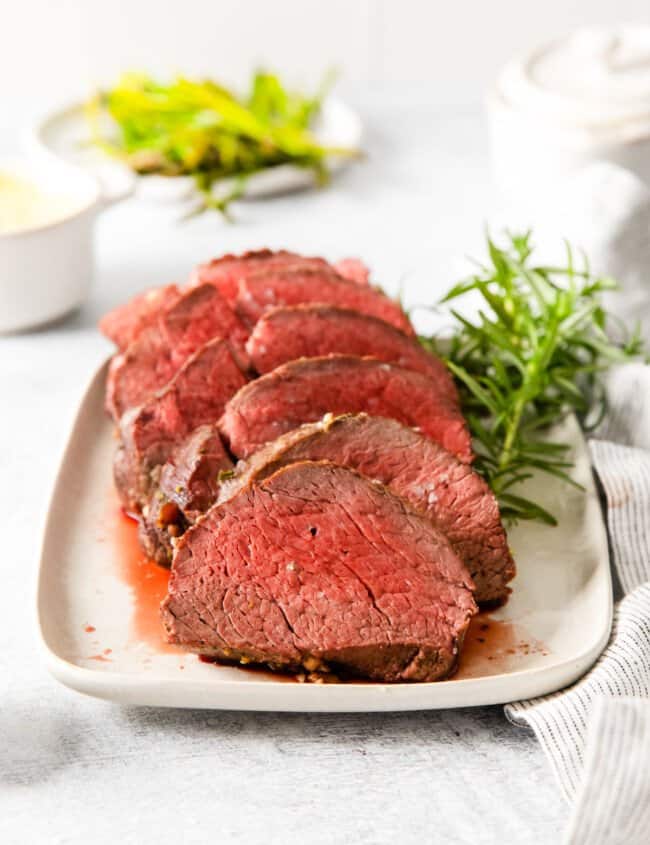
31 96 363 206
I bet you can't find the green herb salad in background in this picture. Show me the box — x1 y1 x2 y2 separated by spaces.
86 70 359 216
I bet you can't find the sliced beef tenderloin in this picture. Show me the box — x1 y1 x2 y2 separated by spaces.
139 424 234 566
235 267 415 336
247 304 458 405
189 249 330 305
219 355 473 463
221 414 514 604
99 284 181 350
106 284 250 420
161 461 477 682
115 338 247 513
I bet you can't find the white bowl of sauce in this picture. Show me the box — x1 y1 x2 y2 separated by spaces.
488 26 650 210
0 155 131 333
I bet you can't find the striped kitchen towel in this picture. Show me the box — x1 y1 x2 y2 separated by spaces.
506 364 650 843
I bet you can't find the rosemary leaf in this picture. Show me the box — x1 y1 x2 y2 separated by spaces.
424 232 645 524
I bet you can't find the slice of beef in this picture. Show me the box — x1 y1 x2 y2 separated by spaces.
161 283 249 364
246 304 458 405
158 425 233 519
106 284 250 420
139 424 234 566
236 267 415 336
161 461 476 682
219 355 473 463
99 284 181 350
189 249 330 305
115 338 247 513
221 414 514 604
106 326 169 421
333 258 370 285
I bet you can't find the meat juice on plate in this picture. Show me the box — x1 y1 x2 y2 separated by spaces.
454 616 550 680
112 505 180 655
109 499 547 682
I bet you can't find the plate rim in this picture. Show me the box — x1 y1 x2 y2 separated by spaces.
36 359 613 712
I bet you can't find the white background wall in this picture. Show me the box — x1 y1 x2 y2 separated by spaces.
3 0 650 112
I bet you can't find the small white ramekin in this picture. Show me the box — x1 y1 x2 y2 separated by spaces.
0 155 132 333
487 27 650 213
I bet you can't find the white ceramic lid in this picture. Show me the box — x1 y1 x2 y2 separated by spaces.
493 26 650 139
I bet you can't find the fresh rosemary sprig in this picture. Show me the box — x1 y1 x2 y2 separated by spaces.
421 232 644 525
85 70 358 216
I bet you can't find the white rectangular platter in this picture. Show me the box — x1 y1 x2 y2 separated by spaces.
37 361 612 712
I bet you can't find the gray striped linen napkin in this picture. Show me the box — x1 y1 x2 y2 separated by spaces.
505 363 650 843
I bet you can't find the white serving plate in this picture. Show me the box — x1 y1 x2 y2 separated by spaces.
37 361 612 712
31 96 362 205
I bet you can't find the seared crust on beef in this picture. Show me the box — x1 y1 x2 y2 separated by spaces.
188 250 370 308
189 249 331 305
247 304 458 405
235 267 414 335
219 355 473 463
161 461 477 682
115 338 247 513
221 414 514 604
139 424 233 566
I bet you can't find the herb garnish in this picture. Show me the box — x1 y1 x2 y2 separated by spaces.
421 232 644 525
85 70 358 217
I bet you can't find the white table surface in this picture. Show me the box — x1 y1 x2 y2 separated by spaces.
0 92 567 844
